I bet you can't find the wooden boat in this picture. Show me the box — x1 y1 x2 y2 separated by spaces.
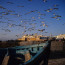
0 41 51 65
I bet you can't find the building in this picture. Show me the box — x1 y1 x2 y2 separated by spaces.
56 34 65 39
18 34 48 41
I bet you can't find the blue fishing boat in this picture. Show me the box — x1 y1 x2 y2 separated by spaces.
0 41 51 65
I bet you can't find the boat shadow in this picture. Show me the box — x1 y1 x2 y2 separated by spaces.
49 51 65 59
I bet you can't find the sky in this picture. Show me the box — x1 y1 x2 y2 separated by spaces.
0 0 65 41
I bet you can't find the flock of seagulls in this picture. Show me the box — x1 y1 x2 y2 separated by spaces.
0 0 63 38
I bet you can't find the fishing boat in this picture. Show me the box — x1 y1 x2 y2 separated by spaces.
0 41 51 65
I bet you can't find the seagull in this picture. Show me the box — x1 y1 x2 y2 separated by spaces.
28 0 32 1
7 2 14 4
16 35 19 37
2 12 10 15
56 18 60 20
45 10 51 12
43 0 47 2
54 4 59 7
55 15 61 17
53 8 58 10
38 29 45 32
53 13 56 15
51 16 57 19
2 29 11 32
17 6 24 7
43 24 45 27
0 5 6 9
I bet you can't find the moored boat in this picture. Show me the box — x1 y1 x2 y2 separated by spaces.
0 41 51 65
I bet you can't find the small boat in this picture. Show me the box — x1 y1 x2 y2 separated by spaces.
0 41 51 65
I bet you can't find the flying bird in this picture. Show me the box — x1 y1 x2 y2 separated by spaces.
28 0 32 1
53 8 59 10
54 4 59 7
43 0 47 2
17 6 24 7
0 5 6 9
7 2 14 4
55 15 61 17
38 29 45 32
2 29 11 32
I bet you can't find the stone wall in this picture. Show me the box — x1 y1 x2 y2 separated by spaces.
50 41 65 51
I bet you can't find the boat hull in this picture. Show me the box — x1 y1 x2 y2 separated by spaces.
0 41 51 65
